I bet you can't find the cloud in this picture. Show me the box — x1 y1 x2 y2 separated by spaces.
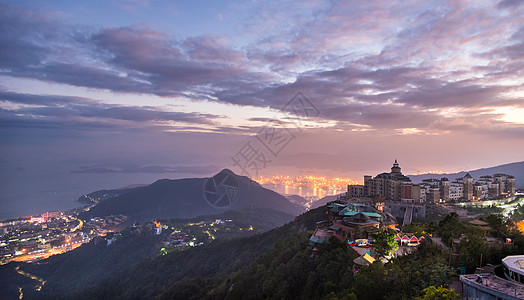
0 6 270 98
89 26 269 96
0 91 222 132
0 1 523 138
497 0 524 9
71 164 221 174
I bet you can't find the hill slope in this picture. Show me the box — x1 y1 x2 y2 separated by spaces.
408 160 524 188
72 206 326 300
80 169 305 223
310 194 343 209
14 206 327 299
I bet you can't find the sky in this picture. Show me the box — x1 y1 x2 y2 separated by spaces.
1 0 524 213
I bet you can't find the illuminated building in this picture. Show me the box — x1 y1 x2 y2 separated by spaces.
349 160 414 202
348 161 516 204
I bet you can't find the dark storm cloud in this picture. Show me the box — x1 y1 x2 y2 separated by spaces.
0 91 98 106
0 91 222 130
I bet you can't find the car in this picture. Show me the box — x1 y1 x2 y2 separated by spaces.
356 239 369 247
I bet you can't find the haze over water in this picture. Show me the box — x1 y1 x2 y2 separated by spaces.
0 161 198 220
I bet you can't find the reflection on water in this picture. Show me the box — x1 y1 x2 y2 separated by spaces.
263 184 345 200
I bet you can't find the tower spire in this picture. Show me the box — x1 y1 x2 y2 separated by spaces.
391 159 401 174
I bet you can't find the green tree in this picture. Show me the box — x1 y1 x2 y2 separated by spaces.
352 262 390 300
459 228 489 272
485 214 509 238
437 213 464 243
324 291 357 300
372 229 399 258
401 222 427 237
415 286 459 300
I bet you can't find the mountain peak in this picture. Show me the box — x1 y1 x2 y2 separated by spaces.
80 170 305 223
217 168 236 176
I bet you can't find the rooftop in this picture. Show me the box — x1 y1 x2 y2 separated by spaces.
460 273 524 300
353 253 375 266
503 255 524 275
469 219 489 226
339 210 382 218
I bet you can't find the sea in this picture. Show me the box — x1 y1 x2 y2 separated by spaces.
0 166 197 221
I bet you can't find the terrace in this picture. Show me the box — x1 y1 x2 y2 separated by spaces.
460 273 524 300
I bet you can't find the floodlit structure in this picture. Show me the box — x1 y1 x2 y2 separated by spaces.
348 161 516 203
348 160 416 202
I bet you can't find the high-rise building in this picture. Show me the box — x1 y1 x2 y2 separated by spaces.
493 174 506 194
473 183 483 200
507 176 516 195
347 162 516 203
449 182 463 201
348 160 414 201
348 184 364 198
463 173 474 201
439 178 450 202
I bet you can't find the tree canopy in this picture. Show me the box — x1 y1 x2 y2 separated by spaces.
372 228 399 258
415 286 459 300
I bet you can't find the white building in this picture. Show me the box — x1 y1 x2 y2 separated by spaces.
449 182 463 201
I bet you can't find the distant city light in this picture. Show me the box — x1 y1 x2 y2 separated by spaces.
255 175 359 190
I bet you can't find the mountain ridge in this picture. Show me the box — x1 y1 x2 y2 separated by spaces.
408 160 524 188
79 169 305 224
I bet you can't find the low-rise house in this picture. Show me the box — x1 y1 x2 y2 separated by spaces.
310 201 399 247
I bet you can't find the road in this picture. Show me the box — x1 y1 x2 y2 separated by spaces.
70 216 83 232
498 194 524 217
9 238 89 263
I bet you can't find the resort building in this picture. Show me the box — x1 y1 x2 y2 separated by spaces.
348 161 516 203
349 160 416 202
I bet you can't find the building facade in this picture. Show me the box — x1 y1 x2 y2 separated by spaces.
349 160 416 202
348 161 516 203
421 173 516 203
